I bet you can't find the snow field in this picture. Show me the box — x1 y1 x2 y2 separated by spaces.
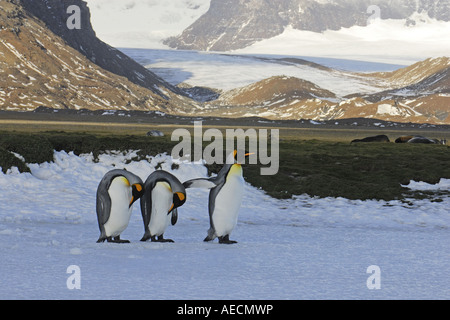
122 48 398 96
235 13 450 66
0 151 449 299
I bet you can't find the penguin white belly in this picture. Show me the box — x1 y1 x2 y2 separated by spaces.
212 175 244 237
149 182 173 236
104 177 133 238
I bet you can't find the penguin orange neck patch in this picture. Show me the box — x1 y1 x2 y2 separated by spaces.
227 164 243 181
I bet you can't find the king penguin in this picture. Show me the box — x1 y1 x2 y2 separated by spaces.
183 150 253 244
96 169 144 243
140 170 186 242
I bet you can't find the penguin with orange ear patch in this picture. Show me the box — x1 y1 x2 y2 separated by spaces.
140 171 186 243
183 150 253 244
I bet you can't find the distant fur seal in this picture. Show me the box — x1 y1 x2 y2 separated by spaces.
351 135 390 144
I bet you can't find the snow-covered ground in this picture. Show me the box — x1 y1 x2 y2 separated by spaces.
1 151 449 299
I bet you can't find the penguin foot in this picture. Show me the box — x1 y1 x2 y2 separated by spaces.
159 238 175 243
218 235 237 244
107 236 130 244
151 235 174 243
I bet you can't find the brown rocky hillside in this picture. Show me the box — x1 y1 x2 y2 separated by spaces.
219 76 336 107
368 57 450 90
199 71 449 124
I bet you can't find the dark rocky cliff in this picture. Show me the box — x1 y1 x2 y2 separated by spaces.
20 0 183 97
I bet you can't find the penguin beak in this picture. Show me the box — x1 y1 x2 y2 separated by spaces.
236 152 255 165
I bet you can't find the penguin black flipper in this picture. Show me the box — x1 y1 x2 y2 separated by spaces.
183 178 218 189
171 207 178 225
140 183 154 242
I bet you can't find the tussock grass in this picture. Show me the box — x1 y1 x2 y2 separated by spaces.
244 140 450 201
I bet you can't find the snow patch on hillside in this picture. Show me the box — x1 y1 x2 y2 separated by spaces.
377 104 402 116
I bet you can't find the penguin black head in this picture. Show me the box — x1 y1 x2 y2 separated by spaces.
170 191 186 213
130 183 144 208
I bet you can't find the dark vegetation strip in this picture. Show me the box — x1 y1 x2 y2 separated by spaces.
0 131 449 201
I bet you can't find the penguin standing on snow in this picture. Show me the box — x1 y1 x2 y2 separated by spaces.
96 169 144 243
183 150 253 244
140 171 186 243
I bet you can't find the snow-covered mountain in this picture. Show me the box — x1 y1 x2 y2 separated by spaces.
165 0 450 53
85 0 450 65
85 0 211 49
